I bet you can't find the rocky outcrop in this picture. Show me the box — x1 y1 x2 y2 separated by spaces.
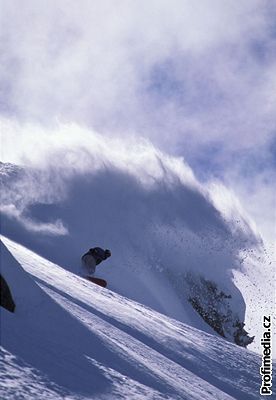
187 274 254 347
0 274 15 313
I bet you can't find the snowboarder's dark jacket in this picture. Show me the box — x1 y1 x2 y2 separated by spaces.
82 247 111 266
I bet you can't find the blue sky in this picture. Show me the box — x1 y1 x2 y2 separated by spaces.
0 0 275 241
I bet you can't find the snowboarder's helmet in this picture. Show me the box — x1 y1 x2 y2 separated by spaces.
105 249 111 258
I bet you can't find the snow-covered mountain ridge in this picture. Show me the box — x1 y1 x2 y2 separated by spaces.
1 236 271 400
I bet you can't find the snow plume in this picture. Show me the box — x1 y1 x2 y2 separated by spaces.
1 119 259 245
1 120 264 341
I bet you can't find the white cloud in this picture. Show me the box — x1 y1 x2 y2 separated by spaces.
1 0 275 149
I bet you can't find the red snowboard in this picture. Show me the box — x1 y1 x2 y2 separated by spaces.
85 276 107 288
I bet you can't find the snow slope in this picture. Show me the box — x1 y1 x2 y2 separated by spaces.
1 236 272 400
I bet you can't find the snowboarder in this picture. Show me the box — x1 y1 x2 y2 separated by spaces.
81 247 111 287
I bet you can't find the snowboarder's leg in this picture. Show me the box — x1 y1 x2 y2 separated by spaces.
81 254 96 276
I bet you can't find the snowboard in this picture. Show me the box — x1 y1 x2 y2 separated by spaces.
85 276 107 288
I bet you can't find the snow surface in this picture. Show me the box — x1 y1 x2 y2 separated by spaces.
1 236 272 400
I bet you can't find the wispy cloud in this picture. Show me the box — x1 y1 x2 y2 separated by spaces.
1 1 275 146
